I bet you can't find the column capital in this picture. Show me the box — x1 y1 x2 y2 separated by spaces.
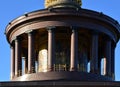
14 36 22 42
70 26 78 30
47 26 56 30
91 31 99 35
25 30 33 34
10 40 15 47
10 45 14 49
106 37 112 42
27 30 36 37
14 36 21 43
14 35 18 41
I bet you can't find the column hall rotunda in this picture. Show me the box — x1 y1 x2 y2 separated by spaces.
5 0 120 81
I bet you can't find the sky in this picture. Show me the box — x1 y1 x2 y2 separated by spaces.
0 0 120 81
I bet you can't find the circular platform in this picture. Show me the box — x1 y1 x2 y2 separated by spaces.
12 71 112 81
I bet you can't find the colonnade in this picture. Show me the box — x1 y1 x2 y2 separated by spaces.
10 27 115 80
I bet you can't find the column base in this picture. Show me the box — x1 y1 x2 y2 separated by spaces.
70 67 77 71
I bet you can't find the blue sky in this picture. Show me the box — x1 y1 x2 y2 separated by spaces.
0 0 120 81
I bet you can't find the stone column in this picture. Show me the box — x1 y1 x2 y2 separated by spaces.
105 39 112 76
28 31 35 73
70 28 78 71
10 45 15 80
48 27 55 71
105 38 112 77
90 33 98 73
111 44 115 80
15 38 22 77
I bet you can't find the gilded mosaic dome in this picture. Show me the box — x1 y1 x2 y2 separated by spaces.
45 0 82 8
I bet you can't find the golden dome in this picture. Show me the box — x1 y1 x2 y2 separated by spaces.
45 0 82 8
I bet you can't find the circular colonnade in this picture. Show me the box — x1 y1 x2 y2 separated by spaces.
5 7 120 81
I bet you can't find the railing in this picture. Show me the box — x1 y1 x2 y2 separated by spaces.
54 64 68 71
53 64 87 72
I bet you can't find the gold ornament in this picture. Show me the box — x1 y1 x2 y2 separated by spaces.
45 0 82 8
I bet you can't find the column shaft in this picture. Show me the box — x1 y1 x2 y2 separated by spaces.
105 39 112 77
28 32 35 73
15 38 22 77
90 33 98 73
48 28 55 71
70 29 78 71
10 46 15 80
111 44 115 80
